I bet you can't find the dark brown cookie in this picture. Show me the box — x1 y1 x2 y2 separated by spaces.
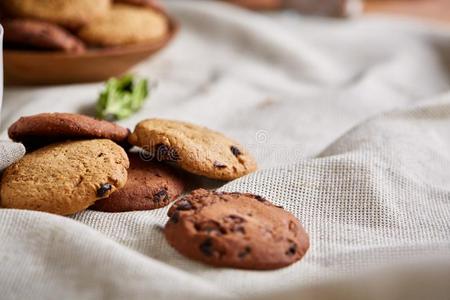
164 189 309 270
2 19 86 53
8 113 130 150
91 153 185 212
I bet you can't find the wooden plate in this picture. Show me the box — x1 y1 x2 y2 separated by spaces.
4 17 179 86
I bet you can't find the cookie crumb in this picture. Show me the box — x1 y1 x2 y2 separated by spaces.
230 146 242 157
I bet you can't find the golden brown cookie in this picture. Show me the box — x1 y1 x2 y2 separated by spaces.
164 189 309 270
91 153 185 212
77 4 168 47
0 139 129 216
8 113 130 150
0 0 111 28
128 119 258 181
3 19 86 53
114 0 165 12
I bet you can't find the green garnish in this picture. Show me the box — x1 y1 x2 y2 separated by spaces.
96 74 150 120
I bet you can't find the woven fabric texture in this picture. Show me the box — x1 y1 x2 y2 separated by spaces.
0 1 449 299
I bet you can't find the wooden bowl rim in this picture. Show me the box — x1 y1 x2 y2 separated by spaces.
3 15 179 58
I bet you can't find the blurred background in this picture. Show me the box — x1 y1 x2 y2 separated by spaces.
225 0 449 23
1 0 449 86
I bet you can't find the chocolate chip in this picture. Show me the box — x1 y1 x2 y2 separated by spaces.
230 145 242 157
199 238 214 256
96 183 112 197
176 200 193 211
254 195 267 202
238 246 251 258
153 189 168 202
213 161 227 169
170 211 180 223
285 243 297 256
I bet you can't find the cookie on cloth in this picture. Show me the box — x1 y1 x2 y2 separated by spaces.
128 119 258 181
77 4 168 47
91 153 185 212
8 113 130 150
164 189 309 270
0 0 111 28
0 139 129 216
2 19 86 53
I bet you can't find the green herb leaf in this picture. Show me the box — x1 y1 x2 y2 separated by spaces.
95 75 150 120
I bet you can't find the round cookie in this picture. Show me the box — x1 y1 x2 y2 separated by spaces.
0 139 129 216
91 153 185 212
164 189 309 270
77 4 168 47
0 0 110 28
128 119 258 181
8 113 130 150
3 19 86 53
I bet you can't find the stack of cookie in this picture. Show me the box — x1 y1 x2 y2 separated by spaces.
1 113 309 269
0 0 169 53
2 113 133 215
1 113 260 214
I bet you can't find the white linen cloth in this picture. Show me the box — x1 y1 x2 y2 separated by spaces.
1 1 450 299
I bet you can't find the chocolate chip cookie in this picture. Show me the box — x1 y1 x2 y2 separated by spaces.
0 139 129 216
78 4 168 47
91 153 185 212
3 19 86 53
128 119 258 181
8 113 130 150
1 0 110 28
164 189 309 270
